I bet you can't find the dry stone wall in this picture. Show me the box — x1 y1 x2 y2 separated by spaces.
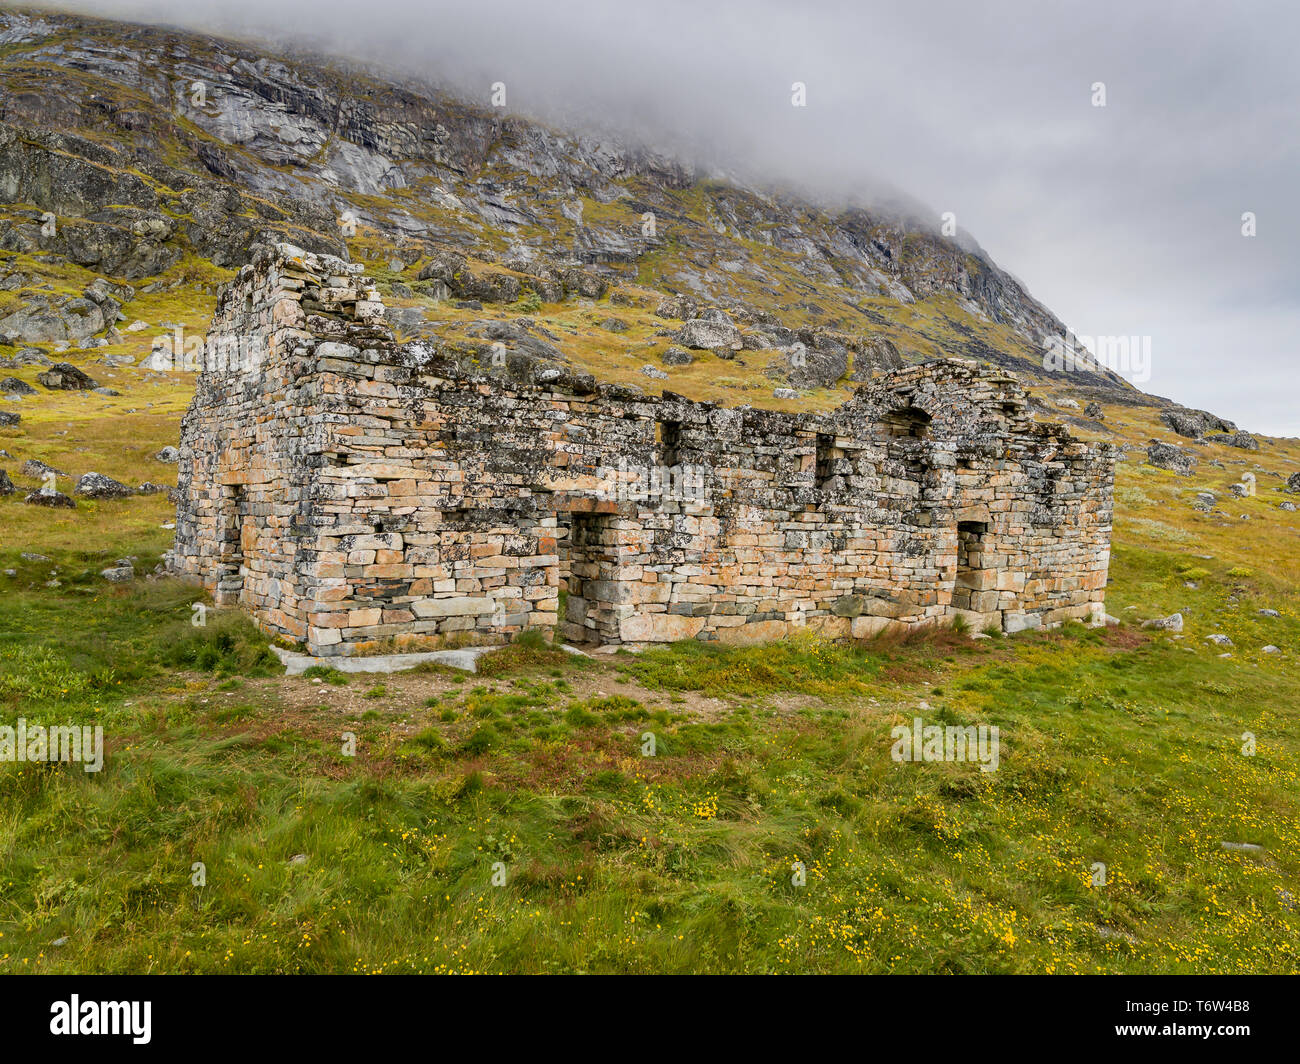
172 244 1116 656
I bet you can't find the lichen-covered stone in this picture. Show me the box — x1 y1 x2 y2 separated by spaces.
172 244 1116 656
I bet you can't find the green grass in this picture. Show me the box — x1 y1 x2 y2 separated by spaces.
1 536 1298 973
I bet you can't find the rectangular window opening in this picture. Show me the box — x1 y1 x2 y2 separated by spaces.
658 419 682 468
815 433 839 489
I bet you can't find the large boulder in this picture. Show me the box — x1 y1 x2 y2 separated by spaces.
553 264 606 300
1147 442 1197 476
416 248 466 284
383 306 427 333
37 362 97 390
74 471 133 499
0 294 107 344
21 458 67 478
1287 472 1300 493
78 277 132 325
768 336 849 389
0 469 13 496
676 317 742 351
0 410 20 426
655 294 698 320
23 490 74 508
453 269 521 304
60 216 179 278
1159 406 1236 439
1205 431 1259 451
1 376 37 396
463 320 564 369
851 335 904 380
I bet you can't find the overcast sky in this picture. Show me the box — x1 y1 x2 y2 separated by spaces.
61 0 1300 435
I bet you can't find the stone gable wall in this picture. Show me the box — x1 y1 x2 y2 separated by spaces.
172 245 1115 656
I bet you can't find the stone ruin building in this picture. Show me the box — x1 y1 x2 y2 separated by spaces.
170 244 1116 658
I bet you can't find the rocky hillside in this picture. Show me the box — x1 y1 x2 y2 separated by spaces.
2 5 1146 414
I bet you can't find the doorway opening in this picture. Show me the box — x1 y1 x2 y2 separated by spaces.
559 511 622 644
952 520 989 614
215 485 248 605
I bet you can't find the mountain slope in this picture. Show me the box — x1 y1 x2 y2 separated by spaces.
0 5 1139 411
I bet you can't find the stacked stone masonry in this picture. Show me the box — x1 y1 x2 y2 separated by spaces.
171 244 1116 656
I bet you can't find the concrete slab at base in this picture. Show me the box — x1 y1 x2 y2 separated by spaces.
271 641 594 675
271 644 498 675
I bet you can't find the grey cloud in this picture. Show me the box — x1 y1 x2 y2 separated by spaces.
61 0 1300 433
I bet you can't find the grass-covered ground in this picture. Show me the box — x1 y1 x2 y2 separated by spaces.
2 493 1299 972
3 249 1300 973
